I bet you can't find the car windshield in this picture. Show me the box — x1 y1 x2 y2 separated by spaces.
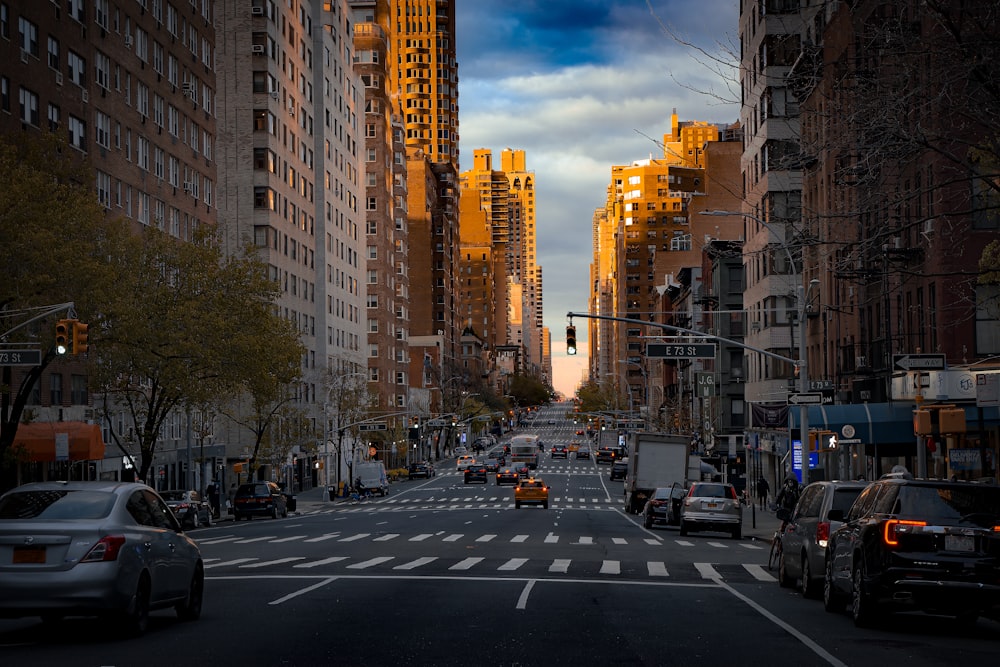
652 488 672 500
0 490 117 520
896 484 1000 525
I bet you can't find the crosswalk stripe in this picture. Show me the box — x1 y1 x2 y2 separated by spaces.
694 562 721 579
394 557 438 570
373 534 399 542
234 536 278 544
544 533 559 544
409 533 433 542
576 536 594 545
476 534 496 542
744 564 776 581
242 557 307 569
294 556 348 568
442 534 463 542
611 537 627 545
303 533 341 543
549 558 571 573
647 561 669 577
197 536 242 545
449 557 484 570
706 541 729 548
347 556 394 569
205 557 258 568
643 538 661 546
339 533 371 542
511 534 529 543
270 535 307 543
599 560 621 575
498 558 528 571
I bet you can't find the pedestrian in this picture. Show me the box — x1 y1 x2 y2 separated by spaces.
207 481 221 518
756 476 770 510
227 483 237 515
775 475 799 513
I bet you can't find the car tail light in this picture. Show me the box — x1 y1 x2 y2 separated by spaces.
651 499 666 507
883 519 926 546
81 535 127 562
727 487 738 500
816 521 830 548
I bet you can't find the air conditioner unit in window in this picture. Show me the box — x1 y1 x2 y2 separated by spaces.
251 6 265 16
182 82 195 93
269 91 279 99
55 72 63 85
81 89 89 103
183 181 194 193
20 49 29 64
251 45 265 55
124 34 133 48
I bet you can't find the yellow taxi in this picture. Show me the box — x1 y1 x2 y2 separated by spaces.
514 477 549 509
568 440 581 452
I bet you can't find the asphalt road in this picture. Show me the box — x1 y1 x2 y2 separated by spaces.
1 409 997 665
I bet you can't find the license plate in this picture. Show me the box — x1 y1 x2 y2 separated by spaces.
13 546 46 564
945 535 974 552
703 501 721 510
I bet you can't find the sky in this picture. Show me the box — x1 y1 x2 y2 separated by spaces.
456 0 742 398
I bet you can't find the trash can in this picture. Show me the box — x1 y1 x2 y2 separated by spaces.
328 486 337 501
286 495 297 512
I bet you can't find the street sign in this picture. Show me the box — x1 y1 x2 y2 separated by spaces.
787 392 823 405
646 343 716 359
0 349 42 366
358 422 386 431
893 353 946 371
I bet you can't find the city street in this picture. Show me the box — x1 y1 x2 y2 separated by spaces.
0 421 996 666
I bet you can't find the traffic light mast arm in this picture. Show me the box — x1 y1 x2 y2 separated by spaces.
567 311 797 365
2 302 76 340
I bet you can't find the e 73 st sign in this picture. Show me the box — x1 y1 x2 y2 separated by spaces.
646 343 717 359
0 349 42 366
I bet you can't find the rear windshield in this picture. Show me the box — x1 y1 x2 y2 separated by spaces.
897 484 1000 526
832 488 864 513
522 480 543 488
0 490 116 520
690 484 730 498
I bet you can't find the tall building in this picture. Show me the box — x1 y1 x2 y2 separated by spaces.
215 1 365 467
0 1 218 486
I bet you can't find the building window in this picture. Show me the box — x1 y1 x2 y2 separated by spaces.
47 36 59 70
366 197 377 211
49 373 63 406
47 103 60 131
18 17 38 57
67 50 86 87
19 87 38 125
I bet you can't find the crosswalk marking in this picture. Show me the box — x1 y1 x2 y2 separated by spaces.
205 557 258 568
394 557 438 570
449 557 484 570
544 533 559 544
511 534 529 543
347 556 394 569
647 561 669 577
644 538 661 546
442 534 463 542
550 558 571 573
744 564 776 581
373 534 399 542
197 536 242 545
694 562 721 579
599 560 620 575
242 557 306 569
409 533 433 542
234 536 278 544
498 558 528 571
304 533 341 543
611 537 627 545
339 533 371 542
294 556 348 568
575 536 594 545
475 534 496 543
270 535 307 543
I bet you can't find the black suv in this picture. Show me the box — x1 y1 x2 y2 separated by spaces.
595 447 616 464
609 458 628 481
823 476 1000 626
408 461 435 479
550 444 568 459
233 481 288 521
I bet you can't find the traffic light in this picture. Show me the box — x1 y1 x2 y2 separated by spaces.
566 325 577 355
72 321 89 355
55 319 71 355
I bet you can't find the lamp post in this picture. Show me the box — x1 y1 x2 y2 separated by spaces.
702 210 817 485
619 358 648 429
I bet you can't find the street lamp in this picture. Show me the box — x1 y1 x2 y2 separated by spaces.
619 359 648 428
702 210 817 485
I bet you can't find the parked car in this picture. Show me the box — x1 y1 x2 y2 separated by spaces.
408 461 435 479
595 447 617 464
777 480 867 596
575 446 591 460
642 483 687 529
456 455 476 471
464 464 489 484
514 477 550 509
679 482 744 539
0 481 204 637
160 489 213 529
496 467 519 486
233 481 288 521
823 475 1000 627
610 458 628 481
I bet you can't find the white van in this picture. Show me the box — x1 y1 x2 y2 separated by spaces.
354 461 389 496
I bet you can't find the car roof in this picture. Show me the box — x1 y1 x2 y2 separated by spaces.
3 480 152 495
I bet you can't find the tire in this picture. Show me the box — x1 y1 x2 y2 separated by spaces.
643 515 653 529
175 564 204 621
777 550 794 588
679 520 689 537
121 575 151 638
800 555 818 598
823 557 842 613
515 501 521 509
270 506 278 520
732 525 742 540
851 560 876 628
543 501 548 509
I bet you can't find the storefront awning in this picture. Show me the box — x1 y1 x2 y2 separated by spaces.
10 422 106 462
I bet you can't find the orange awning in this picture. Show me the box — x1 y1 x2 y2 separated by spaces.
11 422 106 462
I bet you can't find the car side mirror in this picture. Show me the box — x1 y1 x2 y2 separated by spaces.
826 509 844 522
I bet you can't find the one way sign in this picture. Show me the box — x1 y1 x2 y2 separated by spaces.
893 354 946 371
787 393 823 405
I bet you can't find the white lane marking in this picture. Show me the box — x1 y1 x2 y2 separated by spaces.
373 534 399 542
394 557 438 570
409 533 433 542
339 533 371 542
346 556 395 569
294 556 349 568
611 537 627 545
544 533 559 544
269 577 339 606
241 557 307 569
270 535 308 543
205 558 258 568
498 558 529 571
515 580 537 610
694 562 722 579
575 536 594 545
643 538 662 546
303 533 341 543
647 562 669 577
511 534 529 543
234 536 278 544
442 534 463 542
706 541 729 549
599 560 620 575
449 557 484 571
196 536 242 545
549 558 571 573
476 534 497 543
744 564 776 581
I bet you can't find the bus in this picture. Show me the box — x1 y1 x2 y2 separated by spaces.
509 434 541 470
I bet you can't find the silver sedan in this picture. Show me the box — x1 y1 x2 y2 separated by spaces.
0 480 204 637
